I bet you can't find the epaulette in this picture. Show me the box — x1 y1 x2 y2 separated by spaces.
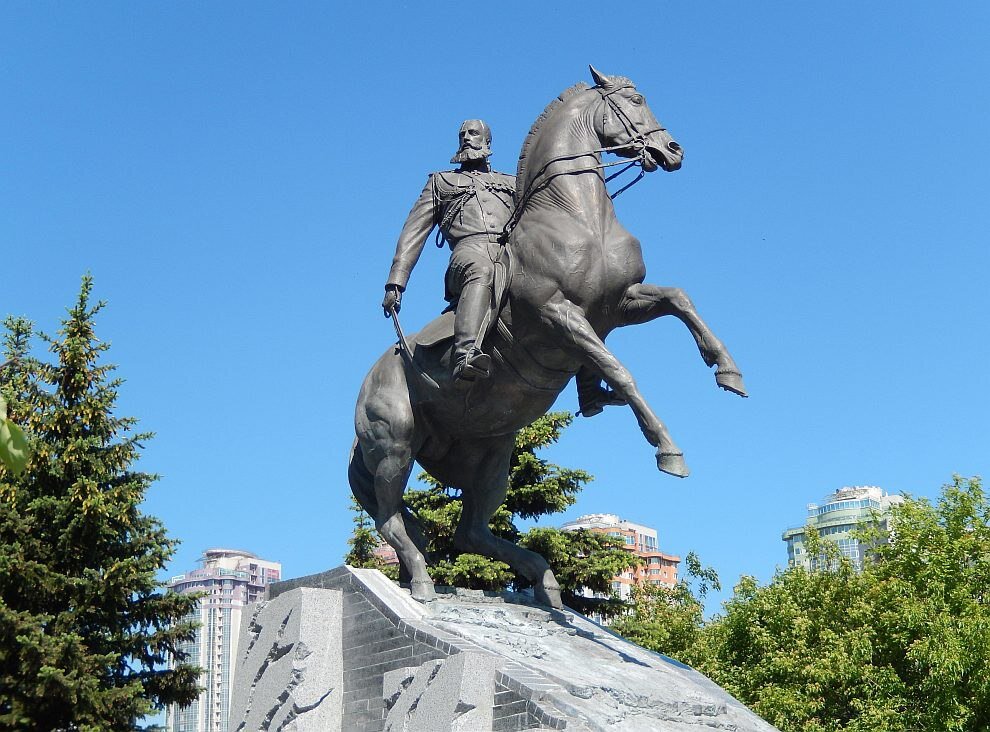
433 170 473 185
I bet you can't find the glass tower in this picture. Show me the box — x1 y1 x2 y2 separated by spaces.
782 486 903 570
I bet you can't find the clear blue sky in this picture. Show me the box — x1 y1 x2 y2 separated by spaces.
3 2 988 611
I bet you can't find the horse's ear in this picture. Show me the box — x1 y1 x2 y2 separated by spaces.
589 65 612 88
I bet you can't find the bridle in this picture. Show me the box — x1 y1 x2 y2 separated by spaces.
501 85 668 241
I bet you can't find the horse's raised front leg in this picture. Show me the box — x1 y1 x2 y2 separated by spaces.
452 436 563 608
542 296 689 477
619 283 748 397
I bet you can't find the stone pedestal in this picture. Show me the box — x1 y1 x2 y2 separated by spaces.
228 587 342 730
229 566 779 731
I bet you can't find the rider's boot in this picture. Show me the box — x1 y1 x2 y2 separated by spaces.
576 368 627 417
453 283 493 382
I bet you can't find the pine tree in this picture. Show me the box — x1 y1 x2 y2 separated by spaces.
348 412 635 615
0 278 200 731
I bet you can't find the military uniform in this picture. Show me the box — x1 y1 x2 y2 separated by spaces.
386 168 515 380
386 169 515 302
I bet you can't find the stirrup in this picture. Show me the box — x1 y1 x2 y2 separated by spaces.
454 349 492 381
577 386 626 417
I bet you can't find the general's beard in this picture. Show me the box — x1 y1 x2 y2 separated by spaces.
450 143 492 164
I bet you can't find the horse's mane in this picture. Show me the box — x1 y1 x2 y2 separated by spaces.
515 82 590 198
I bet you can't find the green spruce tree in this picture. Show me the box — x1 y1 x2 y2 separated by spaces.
0 278 200 731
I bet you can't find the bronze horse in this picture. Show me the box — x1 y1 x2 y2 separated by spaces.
349 67 745 609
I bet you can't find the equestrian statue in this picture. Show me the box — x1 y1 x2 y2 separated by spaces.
349 66 746 609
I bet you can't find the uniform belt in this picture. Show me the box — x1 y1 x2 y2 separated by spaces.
455 232 502 245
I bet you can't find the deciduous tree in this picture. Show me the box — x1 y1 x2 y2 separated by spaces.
643 477 990 732
609 551 718 661
610 478 990 732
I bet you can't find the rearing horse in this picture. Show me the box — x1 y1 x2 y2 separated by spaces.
349 67 746 609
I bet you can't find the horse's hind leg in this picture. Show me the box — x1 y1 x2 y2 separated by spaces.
452 436 562 609
374 449 435 600
619 283 747 397
348 438 379 517
348 439 429 584
354 363 436 600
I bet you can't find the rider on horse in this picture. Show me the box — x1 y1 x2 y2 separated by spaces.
382 120 510 383
355 68 746 608
382 119 623 414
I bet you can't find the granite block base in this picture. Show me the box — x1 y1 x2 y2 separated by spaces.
228 566 779 731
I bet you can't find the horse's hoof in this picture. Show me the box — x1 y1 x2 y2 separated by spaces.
657 451 690 478
410 579 437 603
534 569 563 609
716 369 748 398
535 583 563 610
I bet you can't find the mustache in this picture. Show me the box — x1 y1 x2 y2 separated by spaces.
450 142 492 164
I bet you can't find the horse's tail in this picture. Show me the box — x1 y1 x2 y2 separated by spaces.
347 438 378 521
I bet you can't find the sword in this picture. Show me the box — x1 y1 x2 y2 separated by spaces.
388 306 440 392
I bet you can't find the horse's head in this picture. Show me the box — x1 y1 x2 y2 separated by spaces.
589 65 683 173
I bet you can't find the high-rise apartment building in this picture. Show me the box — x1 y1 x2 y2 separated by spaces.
559 513 680 601
165 549 282 732
782 486 903 570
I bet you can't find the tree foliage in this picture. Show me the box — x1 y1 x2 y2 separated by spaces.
609 551 719 661
0 278 200 731
346 412 636 614
614 476 990 732
699 558 897 731
0 358 31 477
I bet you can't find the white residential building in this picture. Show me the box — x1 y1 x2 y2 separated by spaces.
165 548 281 732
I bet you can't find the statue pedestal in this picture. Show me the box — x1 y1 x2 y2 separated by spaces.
229 566 778 731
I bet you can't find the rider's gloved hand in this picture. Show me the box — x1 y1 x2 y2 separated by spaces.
382 285 403 318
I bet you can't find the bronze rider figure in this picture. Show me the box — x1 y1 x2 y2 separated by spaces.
382 119 623 414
